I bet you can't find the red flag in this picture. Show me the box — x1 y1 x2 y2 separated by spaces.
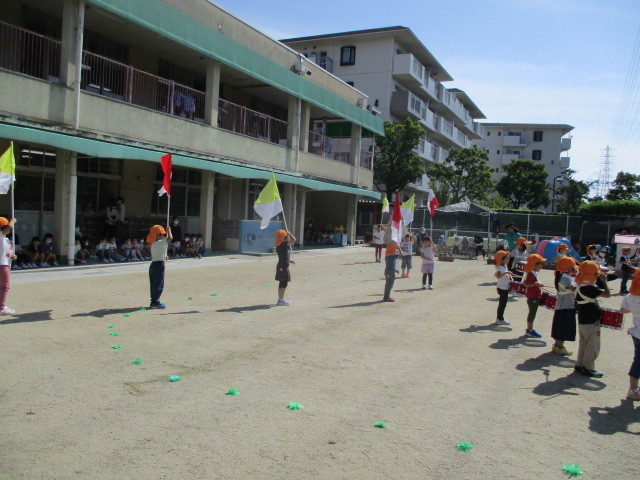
391 191 403 242
158 154 172 196
427 189 440 218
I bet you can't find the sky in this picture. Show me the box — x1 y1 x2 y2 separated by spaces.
211 0 640 186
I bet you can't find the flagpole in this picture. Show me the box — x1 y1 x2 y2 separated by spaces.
10 142 15 247
166 195 171 228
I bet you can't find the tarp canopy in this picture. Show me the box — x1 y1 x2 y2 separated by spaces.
436 201 496 216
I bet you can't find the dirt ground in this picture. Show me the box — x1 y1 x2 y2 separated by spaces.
0 247 638 480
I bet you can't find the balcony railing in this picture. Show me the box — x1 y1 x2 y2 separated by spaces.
308 131 351 164
0 20 291 146
0 20 61 81
218 98 288 144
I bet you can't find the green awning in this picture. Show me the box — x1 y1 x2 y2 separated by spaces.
85 0 384 135
0 123 381 199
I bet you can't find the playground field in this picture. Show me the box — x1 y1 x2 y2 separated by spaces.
0 247 637 479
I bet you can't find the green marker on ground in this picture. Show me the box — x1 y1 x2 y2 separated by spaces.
131 358 143 365
287 402 303 410
456 442 473 452
168 375 182 382
226 388 239 396
108 332 120 336
123 313 131 317
111 345 122 349
107 324 115 328
374 422 387 429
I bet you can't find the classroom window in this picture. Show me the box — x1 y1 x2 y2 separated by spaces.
340 46 356 66
532 150 542 160
151 166 201 216
533 131 543 142
498 132 501 136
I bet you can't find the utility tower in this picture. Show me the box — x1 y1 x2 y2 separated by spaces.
598 146 613 198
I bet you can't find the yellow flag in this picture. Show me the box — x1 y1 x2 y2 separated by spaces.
0 141 16 194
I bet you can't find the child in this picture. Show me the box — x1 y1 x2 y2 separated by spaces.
95 238 112 263
131 238 144 261
453 235 462 255
139 237 152 260
494 250 512 325
551 257 578 356
194 234 205 258
274 229 296 306
400 233 413 278
79 236 93 261
27 237 42 267
107 236 125 262
420 236 436 290
39 233 58 266
0 217 17 315
620 246 633 295
147 224 172 309
522 254 546 338
474 233 485 259
372 225 385 263
181 234 193 258
73 237 87 264
574 260 611 378
121 238 133 262
584 244 599 261
555 243 569 263
11 233 22 270
620 268 640 400
510 237 529 277
383 239 401 302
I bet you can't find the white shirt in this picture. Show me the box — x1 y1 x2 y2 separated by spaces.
0 232 13 266
420 246 435 263
150 239 168 261
117 203 126 222
373 230 385 245
496 265 511 290
622 294 640 339
555 273 576 310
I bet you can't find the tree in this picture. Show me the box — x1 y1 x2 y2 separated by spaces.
555 169 591 213
425 147 494 204
606 171 640 201
480 195 512 211
373 118 426 198
578 200 640 217
496 159 551 209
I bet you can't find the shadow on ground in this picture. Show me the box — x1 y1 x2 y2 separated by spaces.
216 305 273 314
533 372 606 397
459 322 512 334
516 351 575 372
0 310 53 325
330 300 382 308
588 399 640 435
71 307 142 318
489 336 546 349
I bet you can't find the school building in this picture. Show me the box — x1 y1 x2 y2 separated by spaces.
0 0 383 261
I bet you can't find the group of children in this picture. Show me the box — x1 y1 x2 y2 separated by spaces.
10 234 59 269
492 239 640 400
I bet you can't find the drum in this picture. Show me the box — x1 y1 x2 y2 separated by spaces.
509 281 526 295
600 308 624 330
539 291 557 310
516 262 526 271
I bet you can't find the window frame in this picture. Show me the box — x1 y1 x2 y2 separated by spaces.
340 46 356 66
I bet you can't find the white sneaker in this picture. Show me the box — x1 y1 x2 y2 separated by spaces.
495 318 511 325
276 298 291 306
0 307 16 315
52 262 58 266
427 285 434 290
103 259 109 263
421 285 427 290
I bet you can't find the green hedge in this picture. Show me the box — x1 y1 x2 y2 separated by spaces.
578 200 640 216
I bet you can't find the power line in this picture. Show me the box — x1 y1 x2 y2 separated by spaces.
597 146 613 198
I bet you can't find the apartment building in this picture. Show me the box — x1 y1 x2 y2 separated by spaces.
0 0 383 258
282 26 486 219
477 123 574 187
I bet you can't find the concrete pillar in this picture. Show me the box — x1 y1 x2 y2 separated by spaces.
282 184 294 230
199 171 215 252
204 60 221 127
299 102 311 152
296 188 306 249
60 0 79 87
286 96 299 150
346 195 357 246
350 124 362 185
53 151 77 262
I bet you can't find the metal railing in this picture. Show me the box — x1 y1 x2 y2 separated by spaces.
360 150 373 170
308 131 352 164
0 20 61 82
218 98 288 144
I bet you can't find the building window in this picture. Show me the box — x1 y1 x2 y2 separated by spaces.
486 131 490 136
532 150 542 160
340 46 356 66
498 132 501 136
495 168 499 173
14 145 57 213
346 81 354 87
76 157 123 215
151 167 201 217
533 131 543 142
497 150 500 154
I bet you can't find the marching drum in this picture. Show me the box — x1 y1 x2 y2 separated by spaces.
539 291 557 310
516 262 526 271
600 308 624 330
509 281 526 295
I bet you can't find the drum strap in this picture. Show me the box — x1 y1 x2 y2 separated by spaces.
575 285 600 306
557 275 573 296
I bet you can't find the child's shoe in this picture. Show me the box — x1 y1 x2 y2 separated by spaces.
11 264 21 270
427 285 434 290
525 329 542 338
149 302 167 309
276 298 291 306
422 285 427 290
0 307 16 315
52 262 58 266
585 369 604 378
102 259 109 263
627 388 640 400
552 345 573 356
382 297 395 302
406 273 410 278
495 318 510 325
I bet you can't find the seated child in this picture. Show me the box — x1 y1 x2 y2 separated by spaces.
181 234 193 257
121 238 134 261
193 234 205 258
95 238 113 263
39 233 58 267
74 237 87 264
107 236 125 262
26 237 42 268
79 236 93 260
